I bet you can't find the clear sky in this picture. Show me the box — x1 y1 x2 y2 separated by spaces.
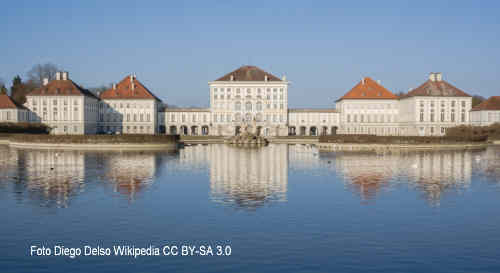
1 0 499 107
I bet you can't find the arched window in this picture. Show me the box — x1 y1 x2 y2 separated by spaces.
245 101 252 111
235 101 241 111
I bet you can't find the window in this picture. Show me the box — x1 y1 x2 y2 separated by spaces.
461 101 466 107
192 115 196 122
461 109 465 122
441 109 445 122
347 114 351 123
235 102 241 111
451 101 456 107
245 102 252 111
354 114 357 123
430 109 435 122
53 100 57 105
420 109 424 122
182 115 186 122
256 102 262 111
227 114 231 122
451 109 455 122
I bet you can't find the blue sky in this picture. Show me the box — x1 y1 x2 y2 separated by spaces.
1 0 499 107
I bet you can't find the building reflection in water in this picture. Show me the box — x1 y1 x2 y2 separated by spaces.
0 146 162 207
0 144 498 208
99 151 159 202
6 148 87 208
179 144 288 210
326 149 474 205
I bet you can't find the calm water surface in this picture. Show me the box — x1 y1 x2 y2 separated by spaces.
1 144 500 273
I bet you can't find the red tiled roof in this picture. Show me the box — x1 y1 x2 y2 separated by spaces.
338 77 398 100
215 65 282 81
402 79 471 98
100 75 161 101
471 96 500 111
0 94 25 109
28 79 98 99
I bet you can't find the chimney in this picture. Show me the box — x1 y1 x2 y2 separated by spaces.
62 71 68 80
112 83 116 90
55 72 61 81
362 78 365 85
435 72 442 81
130 74 135 91
429 72 436 82
377 80 381 85
230 75 234 81
282 75 287 81
43 78 49 86
264 75 268 82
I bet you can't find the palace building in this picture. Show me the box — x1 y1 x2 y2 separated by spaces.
98 74 162 135
470 96 500 126
24 71 100 135
1 66 494 136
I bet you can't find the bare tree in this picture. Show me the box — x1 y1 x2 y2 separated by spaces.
26 63 59 87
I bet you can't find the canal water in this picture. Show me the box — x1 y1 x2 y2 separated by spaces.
0 144 499 273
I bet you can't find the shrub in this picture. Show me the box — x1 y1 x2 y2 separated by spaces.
319 134 487 144
446 123 500 141
0 122 50 134
1 134 179 144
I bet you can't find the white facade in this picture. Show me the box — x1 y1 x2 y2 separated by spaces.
164 109 211 135
470 110 500 126
25 95 99 135
98 99 159 134
336 99 399 135
208 77 289 136
288 109 339 136
399 96 471 136
0 107 29 123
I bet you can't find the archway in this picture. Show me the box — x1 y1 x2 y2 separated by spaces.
256 126 262 136
191 126 198 136
235 126 241 136
169 126 177 135
180 125 188 135
300 126 306 136
289 126 296 136
321 126 328 136
331 126 337 135
201 126 209 136
310 126 317 136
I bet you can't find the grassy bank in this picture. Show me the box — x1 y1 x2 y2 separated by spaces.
0 134 179 144
319 134 487 144
0 122 50 134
